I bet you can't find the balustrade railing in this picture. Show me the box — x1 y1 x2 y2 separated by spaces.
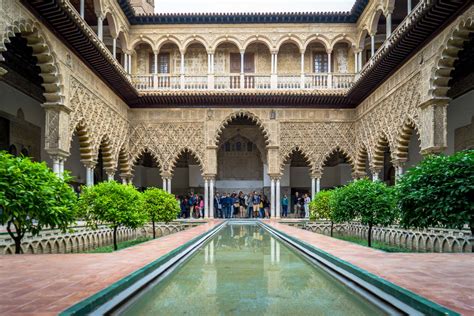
131 73 355 91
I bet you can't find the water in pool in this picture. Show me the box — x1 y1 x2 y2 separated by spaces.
118 223 386 315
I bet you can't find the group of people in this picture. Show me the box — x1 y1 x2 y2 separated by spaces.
177 191 312 219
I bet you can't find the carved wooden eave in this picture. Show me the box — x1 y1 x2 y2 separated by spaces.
22 0 471 108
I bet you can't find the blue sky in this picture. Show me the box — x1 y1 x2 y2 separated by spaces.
154 0 356 13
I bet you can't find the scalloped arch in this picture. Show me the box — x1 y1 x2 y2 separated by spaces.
320 146 355 171
0 19 64 106
280 146 313 172
70 120 93 162
428 16 474 99
214 111 271 147
169 148 205 174
394 118 420 162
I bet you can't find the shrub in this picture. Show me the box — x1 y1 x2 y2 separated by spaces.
397 150 474 239
0 152 77 253
78 181 147 250
309 190 335 236
331 179 398 247
142 188 180 238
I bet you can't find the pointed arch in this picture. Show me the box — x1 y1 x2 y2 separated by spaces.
372 132 392 169
354 143 369 177
428 15 474 99
169 148 205 174
321 146 355 171
70 121 93 162
0 19 64 105
214 111 271 146
394 118 420 162
280 146 313 172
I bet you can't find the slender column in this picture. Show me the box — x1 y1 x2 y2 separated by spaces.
371 168 381 181
327 51 332 88
207 53 211 73
354 51 358 72
407 0 412 13
162 177 167 190
122 177 127 185
180 51 185 89
274 53 278 73
167 178 172 194
270 178 275 218
311 177 316 199
300 51 305 88
52 157 60 176
79 0 85 18
316 177 321 194
209 177 215 218
204 178 209 218
271 54 275 74
207 52 214 89
112 38 117 59
106 171 115 181
58 158 65 179
97 16 104 42
128 54 132 73
84 162 95 186
124 53 128 72
154 52 158 74
358 52 363 70
240 51 245 88
386 13 392 39
276 178 281 219
370 34 375 57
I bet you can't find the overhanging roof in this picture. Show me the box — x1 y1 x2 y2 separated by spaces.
21 0 471 108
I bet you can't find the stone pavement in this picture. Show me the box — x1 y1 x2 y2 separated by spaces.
0 220 222 315
267 221 474 315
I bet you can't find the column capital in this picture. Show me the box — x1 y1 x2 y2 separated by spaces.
369 166 383 175
105 167 116 176
203 174 216 181
160 171 173 179
47 150 70 161
268 173 282 180
311 169 322 179
391 158 407 168
82 160 96 169
326 48 333 54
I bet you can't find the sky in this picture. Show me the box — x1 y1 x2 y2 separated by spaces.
154 0 356 14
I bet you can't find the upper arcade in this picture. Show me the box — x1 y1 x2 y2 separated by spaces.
21 0 469 107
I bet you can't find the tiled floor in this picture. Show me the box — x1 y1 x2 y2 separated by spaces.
267 221 474 315
0 220 222 315
0 220 472 315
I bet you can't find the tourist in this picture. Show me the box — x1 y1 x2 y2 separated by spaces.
214 192 222 218
304 193 311 218
188 193 195 219
263 195 270 218
259 195 265 218
252 191 260 218
293 192 302 217
239 191 246 218
179 196 187 218
281 194 289 218
232 192 239 218
245 193 252 218
199 195 204 218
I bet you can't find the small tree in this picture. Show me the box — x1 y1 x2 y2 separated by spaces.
78 181 147 250
142 187 180 239
397 150 474 248
309 190 335 236
0 152 77 254
331 179 397 247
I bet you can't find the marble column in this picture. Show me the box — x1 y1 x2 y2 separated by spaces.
316 177 321 194
386 13 392 39
97 16 104 42
408 0 412 13
112 38 117 59
270 178 275 218
300 51 305 88
167 178 172 194
180 52 185 89
209 177 215 218
311 177 316 199
106 169 115 181
370 34 375 57
240 51 245 88
79 0 85 18
162 177 167 190
84 162 96 186
204 178 209 218
275 178 281 219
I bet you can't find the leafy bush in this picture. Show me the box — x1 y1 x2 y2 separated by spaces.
0 152 77 253
142 187 180 238
331 179 397 247
397 150 474 237
309 190 335 236
78 181 147 250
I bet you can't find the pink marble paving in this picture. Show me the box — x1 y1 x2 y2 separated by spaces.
268 220 474 315
0 220 222 315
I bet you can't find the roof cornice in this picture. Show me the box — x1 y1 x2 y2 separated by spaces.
117 0 369 24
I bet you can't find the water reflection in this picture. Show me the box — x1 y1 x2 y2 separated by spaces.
119 224 386 316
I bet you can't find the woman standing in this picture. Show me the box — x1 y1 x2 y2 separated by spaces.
304 193 311 219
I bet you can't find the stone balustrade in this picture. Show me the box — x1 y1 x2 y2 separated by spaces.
0 221 201 255
285 221 472 253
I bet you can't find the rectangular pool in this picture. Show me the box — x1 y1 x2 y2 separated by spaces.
115 222 388 315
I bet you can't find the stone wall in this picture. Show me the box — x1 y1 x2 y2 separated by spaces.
0 222 200 255
287 221 473 253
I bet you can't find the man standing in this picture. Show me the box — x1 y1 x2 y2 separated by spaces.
252 191 260 218
281 194 289 218
214 192 222 218
293 192 301 217
304 193 311 219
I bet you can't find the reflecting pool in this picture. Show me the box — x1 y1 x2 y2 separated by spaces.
118 223 386 315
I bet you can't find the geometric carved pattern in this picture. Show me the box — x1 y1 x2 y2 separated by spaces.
68 77 129 169
129 122 205 173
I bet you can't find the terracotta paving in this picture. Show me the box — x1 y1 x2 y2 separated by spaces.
267 220 474 315
0 220 222 315
1 219 473 315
